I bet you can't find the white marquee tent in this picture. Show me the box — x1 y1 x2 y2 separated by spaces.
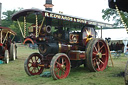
96 28 128 53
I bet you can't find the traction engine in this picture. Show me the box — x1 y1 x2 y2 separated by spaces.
11 9 110 79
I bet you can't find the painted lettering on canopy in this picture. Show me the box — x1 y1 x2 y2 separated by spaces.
45 12 87 24
44 12 113 28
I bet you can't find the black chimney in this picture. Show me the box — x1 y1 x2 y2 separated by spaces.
44 0 54 25
46 0 52 4
44 0 54 11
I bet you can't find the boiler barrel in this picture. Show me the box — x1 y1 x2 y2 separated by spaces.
38 42 78 56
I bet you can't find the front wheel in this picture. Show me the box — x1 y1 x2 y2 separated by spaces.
24 53 44 76
86 38 109 72
50 53 71 80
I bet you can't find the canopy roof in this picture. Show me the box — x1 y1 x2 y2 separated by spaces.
108 0 128 12
0 26 16 35
11 9 113 28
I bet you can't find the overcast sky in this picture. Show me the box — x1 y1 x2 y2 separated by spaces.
0 0 113 24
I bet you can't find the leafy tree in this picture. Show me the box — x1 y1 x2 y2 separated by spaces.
1 8 23 42
102 8 128 27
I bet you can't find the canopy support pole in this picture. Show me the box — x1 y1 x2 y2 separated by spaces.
11 35 15 41
17 19 25 38
35 15 38 38
39 17 45 35
101 26 103 38
2 31 9 44
24 16 26 38
0 29 2 43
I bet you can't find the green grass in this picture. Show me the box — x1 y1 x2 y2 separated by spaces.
0 43 127 85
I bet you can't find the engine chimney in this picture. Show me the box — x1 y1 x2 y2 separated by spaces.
44 0 54 26
44 0 54 11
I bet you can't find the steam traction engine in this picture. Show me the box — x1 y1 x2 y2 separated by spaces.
0 27 17 64
12 9 112 79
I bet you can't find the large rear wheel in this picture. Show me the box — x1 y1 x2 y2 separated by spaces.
50 53 71 79
4 50 9 64
86 38 109 72
24 53 44 76
10 43 16 60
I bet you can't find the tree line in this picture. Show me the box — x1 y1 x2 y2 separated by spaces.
1 8 23 42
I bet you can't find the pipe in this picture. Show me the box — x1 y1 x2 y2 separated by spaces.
44 0 54 25
44 0 53 11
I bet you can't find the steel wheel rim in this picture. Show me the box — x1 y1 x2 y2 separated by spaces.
13 44 16 60
92 40 109 71
54 55 70 79
26 53 43 75
5 50 9 64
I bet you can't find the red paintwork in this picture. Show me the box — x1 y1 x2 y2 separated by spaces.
0 43 3 46
69 51 86 60
54 55 70 79
0 26 16 35
92 40 109 71
23 38 35 45
26 53 44 75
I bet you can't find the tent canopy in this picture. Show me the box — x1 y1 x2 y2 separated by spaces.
96 28 128 40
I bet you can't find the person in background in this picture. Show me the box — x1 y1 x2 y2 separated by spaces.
125 45 128 56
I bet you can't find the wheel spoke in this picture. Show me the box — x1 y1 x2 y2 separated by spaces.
94 46 98 52
36 67 40 71
31 67 34 73
57 69 60 76
33 67 36 73
31 58 34 63
35 56 36 61
55 68 60 74
62 69 66 73
97 42 100 52
28 61 32 64
35 56 39 62
98 59 104 65
102 53 106 56
93 59 97 67
93 52 97 56
92 57 96 61
62 58 64 65
58 58 60 63
28 64 32 68
100 45 104 50
56 61 61 66
96 61 100 70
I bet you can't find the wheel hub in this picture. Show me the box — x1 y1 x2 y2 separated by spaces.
57 64 66 70
96 52 102 58
61 64 65 69
32 62 38 67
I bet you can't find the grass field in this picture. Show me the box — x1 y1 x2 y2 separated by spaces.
0 43 127 85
